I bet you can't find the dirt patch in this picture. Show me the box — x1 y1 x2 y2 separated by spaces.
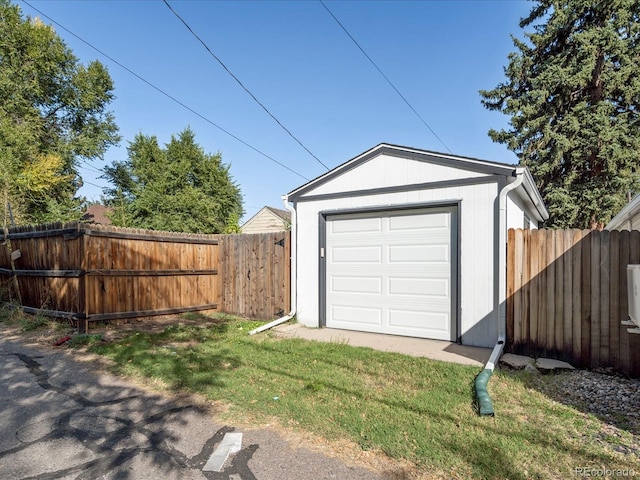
0 313 223 346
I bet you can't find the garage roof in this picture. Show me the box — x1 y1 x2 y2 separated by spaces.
288 143 549 222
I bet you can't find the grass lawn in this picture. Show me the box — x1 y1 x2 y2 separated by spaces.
2 308 639 479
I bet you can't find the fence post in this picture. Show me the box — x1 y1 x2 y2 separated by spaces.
77 224 88 333
3 227 22 305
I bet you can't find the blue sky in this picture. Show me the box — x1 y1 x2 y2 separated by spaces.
18 0 533 223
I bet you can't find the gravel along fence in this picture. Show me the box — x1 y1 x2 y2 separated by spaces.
526 368 640 459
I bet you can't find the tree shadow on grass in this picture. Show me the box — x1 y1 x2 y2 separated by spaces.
0 337 256 480
237 339 633 479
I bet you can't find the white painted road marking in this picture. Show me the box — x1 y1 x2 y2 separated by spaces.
203 432 243 472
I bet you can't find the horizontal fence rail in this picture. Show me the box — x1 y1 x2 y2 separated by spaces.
507 228 640 377
1 222 291 331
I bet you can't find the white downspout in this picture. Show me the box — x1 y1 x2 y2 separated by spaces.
249 194 297 335
484 168 525 370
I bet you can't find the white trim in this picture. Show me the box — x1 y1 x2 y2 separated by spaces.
606 193 640 230
486 169 525 371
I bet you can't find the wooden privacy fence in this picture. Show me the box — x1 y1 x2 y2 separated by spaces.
0 222 290 331
507 228 640 377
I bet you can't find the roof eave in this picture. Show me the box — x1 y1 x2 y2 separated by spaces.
516 167 549 223
605 193 640 230
288 143 519 200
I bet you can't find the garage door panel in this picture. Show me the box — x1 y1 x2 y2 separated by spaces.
384 296 450 311
386 229 450 240
388 277 449 297
388 212 449 231
389 309 450 332
331 216 382 234
331 304 382 327
331 246 382 264
388 244 449 263
331 276 382 294
384 265 450 275
326 207 456 341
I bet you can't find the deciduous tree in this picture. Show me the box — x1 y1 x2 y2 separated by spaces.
0 0 119 226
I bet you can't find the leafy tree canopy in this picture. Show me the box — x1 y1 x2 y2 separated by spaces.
0 0 120 227
102 128 244 234
480 0 640 228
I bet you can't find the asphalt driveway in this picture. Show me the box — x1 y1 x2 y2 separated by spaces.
0 335 389 480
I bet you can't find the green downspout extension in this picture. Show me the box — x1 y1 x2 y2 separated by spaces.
475 369 495 416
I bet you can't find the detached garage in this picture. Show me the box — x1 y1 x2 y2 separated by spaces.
285 144 548 348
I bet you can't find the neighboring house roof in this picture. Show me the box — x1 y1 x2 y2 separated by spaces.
606 193 640 230
81 204 113 225
288 143 549 222
265 206 291 223
241 206 291 233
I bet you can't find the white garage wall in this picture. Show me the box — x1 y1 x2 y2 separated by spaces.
507 193 539 230
294 179 501 348
306 153 488 196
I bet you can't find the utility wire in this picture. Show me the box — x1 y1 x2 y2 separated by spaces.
80 160 105 175
319 0 453 154
82 179 107 189
163 0 330 171
20 0 310 182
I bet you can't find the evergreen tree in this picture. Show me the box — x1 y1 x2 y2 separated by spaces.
0 0 120 226
480 0 640 228
102 128 244 234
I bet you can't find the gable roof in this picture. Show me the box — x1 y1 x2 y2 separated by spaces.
287 143 548 222
264 206 291 222
289 143 518 199
240 206 291 232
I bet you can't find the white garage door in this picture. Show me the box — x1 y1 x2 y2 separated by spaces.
325 207 456 340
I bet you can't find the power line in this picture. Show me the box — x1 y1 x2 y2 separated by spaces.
319 0 453 154
163 0 330 171
79 160 105 175
82 179 107 189
20 0 310 182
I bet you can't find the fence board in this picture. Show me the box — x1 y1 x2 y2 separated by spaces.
608 230 620 369
554 231 564 355
599 230 610 364
630 232 640 377
580 230 592 367
529 230 539 356
571 230 583 365
507 229 517 349
562 230 573 358
618 231 630 372
590 232 601 368
508 228 640 377
522 229 531 356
